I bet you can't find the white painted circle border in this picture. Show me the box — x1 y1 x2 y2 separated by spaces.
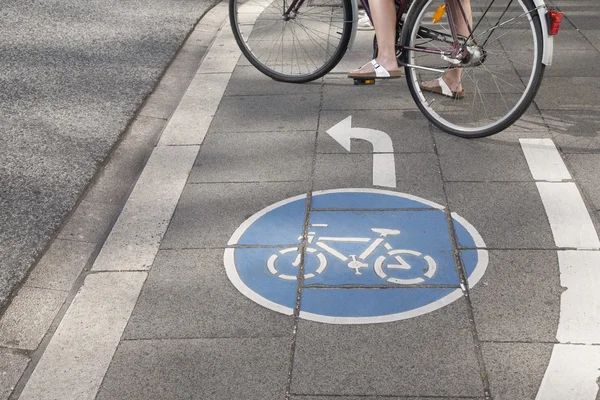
224 188 488 324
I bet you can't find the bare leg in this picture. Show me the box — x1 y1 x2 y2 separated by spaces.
444 0 472 91
350 0 398 74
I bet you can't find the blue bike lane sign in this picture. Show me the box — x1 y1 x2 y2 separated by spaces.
224 188 488 324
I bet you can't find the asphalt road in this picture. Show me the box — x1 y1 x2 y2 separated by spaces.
0 0 219 310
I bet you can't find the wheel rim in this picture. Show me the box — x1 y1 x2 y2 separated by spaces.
406 0 542 134
232 0 350 80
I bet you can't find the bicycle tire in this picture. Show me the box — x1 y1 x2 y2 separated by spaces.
401 0 545 138
230 0 353 83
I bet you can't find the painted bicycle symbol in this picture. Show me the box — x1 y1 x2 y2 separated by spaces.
267 224 437 285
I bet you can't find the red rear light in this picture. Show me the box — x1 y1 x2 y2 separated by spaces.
548 9 564 35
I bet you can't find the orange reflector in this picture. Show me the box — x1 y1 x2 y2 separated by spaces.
548 9 564 35
432 4 446 23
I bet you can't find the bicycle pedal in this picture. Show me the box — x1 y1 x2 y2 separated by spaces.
353 78 376 85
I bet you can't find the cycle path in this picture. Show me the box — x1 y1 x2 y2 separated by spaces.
2 1 600 399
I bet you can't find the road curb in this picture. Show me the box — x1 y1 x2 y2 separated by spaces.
0 3 230 399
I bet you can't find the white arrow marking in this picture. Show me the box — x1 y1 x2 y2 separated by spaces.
326 116 396 188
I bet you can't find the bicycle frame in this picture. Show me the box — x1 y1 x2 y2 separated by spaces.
347 0 554 65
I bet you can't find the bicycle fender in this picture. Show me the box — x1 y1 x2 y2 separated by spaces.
347 0 359 50
532 0 553 65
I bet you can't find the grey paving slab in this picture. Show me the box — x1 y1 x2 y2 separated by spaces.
0 348 29 400
189 130 315 183
534 77 600 111
542 110 600 153
96 337 290 400
291 397 483 400
434 132 533 182
565 154 600 210
161 182 311 248
446 182 554 249
24 239 95 292
0 286 65 350
543 50 600 77
19 272 146 400
322 78 416 111
291 299 483 397
209 94 322 133
224 65 323 96
57 200 122 243
312 153 446 205
468 250 560 342
318 110 434 154
123 249 294 340
581 29 600 52
482 342 553 400
553 29 598 51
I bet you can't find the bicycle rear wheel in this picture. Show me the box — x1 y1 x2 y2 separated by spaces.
230 0 353 83
402 0 545 137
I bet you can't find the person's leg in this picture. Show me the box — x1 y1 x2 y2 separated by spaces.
442 0 472 91
350 0 398 73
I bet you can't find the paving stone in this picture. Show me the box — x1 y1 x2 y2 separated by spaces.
581 29 600 52
224 65 323 96
312 153 446 205
161 182 311 249
534 77 600 111
543 110 600 153
58 201 121 243
123 249 294 339
318 110 434 154
565 154 600 210
0 348 29 399
468 250 561 342
209 94 321 133
25 239 95 292
482 342 553 400
96 337 290 400
189 130 315 183
291 299 484 397
446 182 554 249
322 78 416 111
0 286 66 350
291 397 480 400
544 50 600 77
552 29 598 51
434 131 533 182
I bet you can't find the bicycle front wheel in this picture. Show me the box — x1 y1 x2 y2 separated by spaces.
230 0 353 83
402 0 545 137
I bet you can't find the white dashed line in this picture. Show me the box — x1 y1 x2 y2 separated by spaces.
520 138 600 400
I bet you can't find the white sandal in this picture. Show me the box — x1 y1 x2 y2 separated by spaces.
348 60 402 79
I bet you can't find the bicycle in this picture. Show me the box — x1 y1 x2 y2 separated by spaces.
267 224 437 284
229 0 564 138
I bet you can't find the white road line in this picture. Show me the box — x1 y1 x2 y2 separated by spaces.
520 139 571 181
520 139 600 400
556 251 600 344
536 344 600 400
537 182 600 250
19 272 147 400
19 6 235 399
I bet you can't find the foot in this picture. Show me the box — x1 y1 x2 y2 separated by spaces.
419 76 465 99
348 58 399 78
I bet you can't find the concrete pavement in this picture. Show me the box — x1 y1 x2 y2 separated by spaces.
2 0 600 399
